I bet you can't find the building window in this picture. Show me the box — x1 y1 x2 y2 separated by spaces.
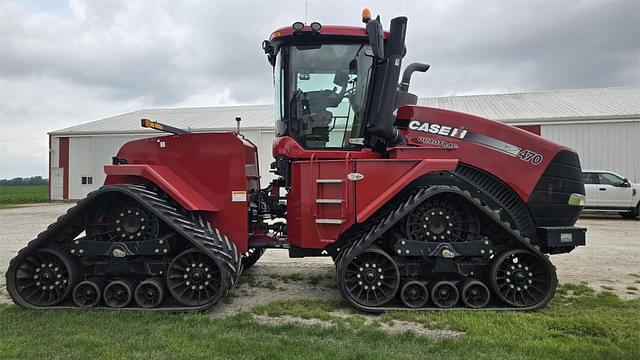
81 176 93 185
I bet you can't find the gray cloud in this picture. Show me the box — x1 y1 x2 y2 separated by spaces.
0 0 638 178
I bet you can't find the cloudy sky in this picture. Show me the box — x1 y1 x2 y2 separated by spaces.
0 0 638 178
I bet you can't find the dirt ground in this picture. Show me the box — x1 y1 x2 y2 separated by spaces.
1 204 638 313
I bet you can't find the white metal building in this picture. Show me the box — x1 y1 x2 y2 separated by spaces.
49 87 640 200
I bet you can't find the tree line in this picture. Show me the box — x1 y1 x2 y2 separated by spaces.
0 176 48 186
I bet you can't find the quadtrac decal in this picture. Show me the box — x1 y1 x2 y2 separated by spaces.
408 120 468 139
416 137 459 149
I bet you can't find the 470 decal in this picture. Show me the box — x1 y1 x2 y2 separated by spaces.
517 149 544 165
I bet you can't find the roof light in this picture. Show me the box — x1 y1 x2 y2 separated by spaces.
310 22 321 31
292 22 305 31
362 8 372 23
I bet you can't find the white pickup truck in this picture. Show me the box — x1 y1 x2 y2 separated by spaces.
582 170 639 219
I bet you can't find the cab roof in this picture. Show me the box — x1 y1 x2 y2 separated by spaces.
269 24 389 41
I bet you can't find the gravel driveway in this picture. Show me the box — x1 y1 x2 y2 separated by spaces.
1 204 638 311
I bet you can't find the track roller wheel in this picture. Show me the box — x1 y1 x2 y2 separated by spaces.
490 249 556 308
242 248 265 270
400 280 429 308
103 280 134 308
134 278 165 308
431 281 459 308
167 248 226 307
72 279 104 308
8 248 80 307
340 247 400 308
461 279 490 309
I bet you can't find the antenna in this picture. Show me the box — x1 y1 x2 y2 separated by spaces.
304 2 308 24
235 116 242 134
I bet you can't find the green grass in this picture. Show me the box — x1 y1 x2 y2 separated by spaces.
0 284 638 359
0 185 48 205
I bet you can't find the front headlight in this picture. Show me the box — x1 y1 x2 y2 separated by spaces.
568 193 586 206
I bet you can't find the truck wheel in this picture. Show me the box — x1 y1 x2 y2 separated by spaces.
620 204 639 220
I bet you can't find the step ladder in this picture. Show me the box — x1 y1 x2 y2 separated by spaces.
311 154 352 243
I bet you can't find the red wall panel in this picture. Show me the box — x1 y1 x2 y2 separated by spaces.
515 125 541 135
59 137 69 200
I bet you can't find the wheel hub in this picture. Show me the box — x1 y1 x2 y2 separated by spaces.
428 215 448 235
191 269 204 282
41 270 54 283
114 288 126 300
364 270 377 283
408 288 419 299
469 289 480 300
438 288 451 299
122 214 142 234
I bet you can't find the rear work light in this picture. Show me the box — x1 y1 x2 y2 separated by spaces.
568 193 586 206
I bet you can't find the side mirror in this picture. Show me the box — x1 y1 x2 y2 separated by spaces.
333 70 349 88
366 16 385 59
622 178 631 187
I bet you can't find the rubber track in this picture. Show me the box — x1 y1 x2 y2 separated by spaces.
5 184 242 312
336 185 557 312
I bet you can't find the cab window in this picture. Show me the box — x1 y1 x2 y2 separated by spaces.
286 44 373 149
582 173 599 184
598 173 624 186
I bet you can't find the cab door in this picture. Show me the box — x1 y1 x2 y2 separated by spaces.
582 172 600 207
598 173 633 207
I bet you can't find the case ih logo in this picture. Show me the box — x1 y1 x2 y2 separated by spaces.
408 120 468 139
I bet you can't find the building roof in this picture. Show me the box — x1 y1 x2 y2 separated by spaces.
418 87 640 125
51 87 639 135
51 105 274 136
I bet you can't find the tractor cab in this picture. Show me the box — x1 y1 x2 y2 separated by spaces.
264 23 375 150
263 10 426 153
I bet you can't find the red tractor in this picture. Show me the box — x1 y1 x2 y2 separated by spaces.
7 12 586 312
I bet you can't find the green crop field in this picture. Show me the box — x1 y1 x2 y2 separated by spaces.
0 185 48 205
0 284 637 360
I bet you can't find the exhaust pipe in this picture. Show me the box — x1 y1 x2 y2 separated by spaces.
365 16 408 147
399 63 430 92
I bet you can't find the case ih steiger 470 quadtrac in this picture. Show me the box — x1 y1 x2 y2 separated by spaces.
7 11 586 312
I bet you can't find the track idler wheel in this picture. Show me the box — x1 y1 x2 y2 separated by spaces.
490 249 557 308
8 248 80 307
400 280 429 308
103 280 135 308
431 281 459 308
461 279 490 309
339 247 400 308
72 279 104 308
134 278 165 308
167 248 226 307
